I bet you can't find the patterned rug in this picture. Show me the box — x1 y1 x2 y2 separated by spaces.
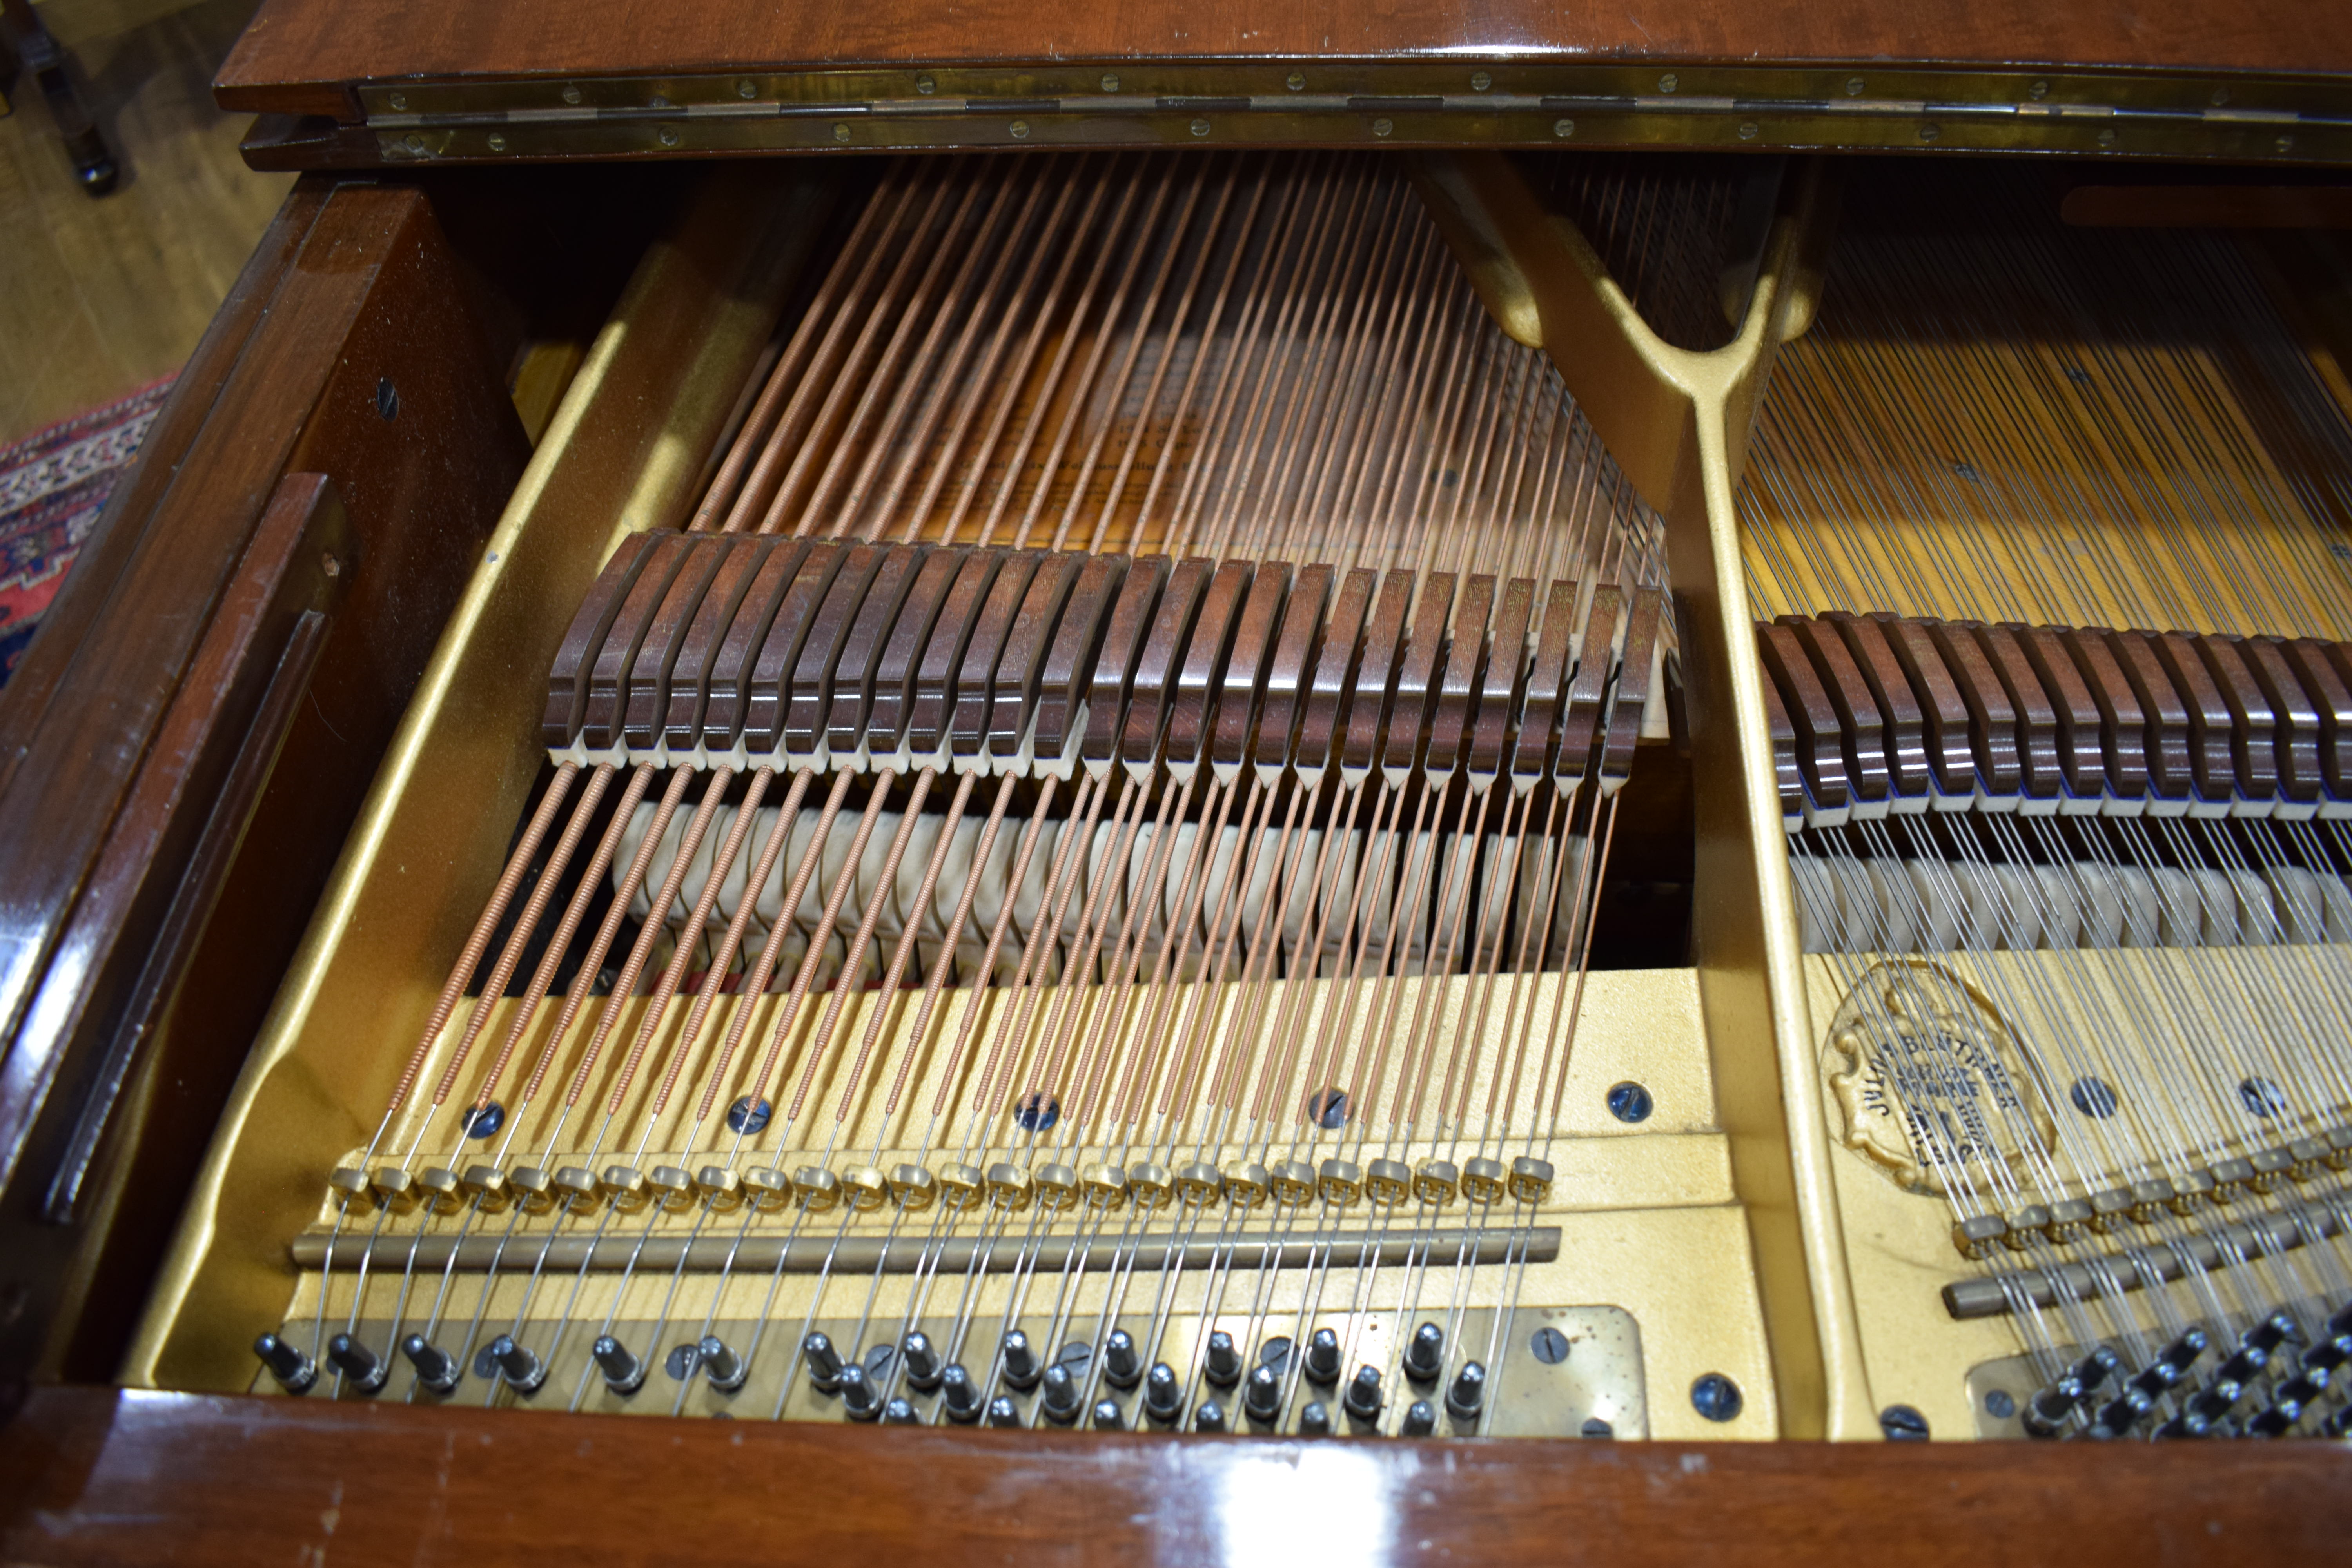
0 377 177 687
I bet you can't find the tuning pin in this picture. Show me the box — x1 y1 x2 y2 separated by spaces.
2189 1377 2247 1423
2305 1333 2352 1373
2246 1311 2297 1356
700 1335 747 1393
400 1334 461 1395
1203 1330 1241 1388
2088 1387 2154 1439
1093 1399 1124 1431
1299 1400 1332 1437
1403 1322 1445 1384
327 1332 388 1394
1446 1361 1487 1423
2021 1375 2083 1438
591 1334 644 1395
2133 1328 2205 1397
1344 1365 1384 1427
2249 1397 2307 1437
882 1396 920 1425
486 1334 546 1395
902 1329 944 1391
1244 1364 1283 1425
253 1333 316 1394
2277 1367 2331 1408
1039 1364 1082 1425
804 1331 844 1393
939 1363 982 1424
1194 1399 1227 1434
1304 1327 1341 1387
985 1395 1022 1428
1143 1362 1183 1425
1001 1329 1041 1390
838 1362 880 1420
1400 1399 1437 1437
1102 1328 1142 1389
2070 1346 2121 1394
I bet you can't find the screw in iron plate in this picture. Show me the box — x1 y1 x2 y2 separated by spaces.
1691 1372 1743 1423
1846 76 1866 96
1286 72 1307 92
1191 118 1211 138
1880 1404 1930 1441
1371 118 1393 138
737 79 757 98
1305 1087 1349 1129
1606 1082 1653 1124
1553 118 1575 139
1014 1091 1060 1133
2239 1077 2287 1118
1658 73 1679 93
1531 1327 1571 1365
1470 71 1492 92
1100 73 1120 92
727 1096 772 1134
2069 1077 2118 1119
376 378 399 421
463 1101 504 1139
1581 1417 1615 1438
1984 1388 2017 1420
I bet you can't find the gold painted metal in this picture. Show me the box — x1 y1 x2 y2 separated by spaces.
888 1163 938 1210
698 1165 744 1213
459 1164 512 1212
794 1167 843 1212
1508 1156 1555 1203
1462 1156 1508 1204
840 1165 891 1212
124 161 843 1394
743 1167 794 1213
1317 1158 1364 1205
1365 1159 1414 1206
1080 1163 1129 1210
1415 149 1868 1437
509 1165 556 1215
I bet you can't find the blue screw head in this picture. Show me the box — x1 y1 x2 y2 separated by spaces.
2069 1076 2118 1119
1691 1372 1743 1423
727 1096 773 1134
1606 1082 1653 1124
1306 1087 1350 1129
1015 1091 1060 1132
1984 1388 2016 1419
2239 1077 2287 1118
463 1101 505 1139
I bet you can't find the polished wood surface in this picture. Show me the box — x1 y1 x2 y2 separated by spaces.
0 175 530 1386
215 0 2352 122
3 1387 2348 1565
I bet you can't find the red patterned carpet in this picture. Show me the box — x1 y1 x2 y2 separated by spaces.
0 377 176 686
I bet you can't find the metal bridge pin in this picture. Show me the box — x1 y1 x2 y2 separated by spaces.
939 1363 982 1423
252 1332 316 1394
1343 1365 1383 1426
1400 1399 1437 1437
1445 1361 1487 1423
486 1333 545 1394
326 1332 389 1394
1143 1362 1183 1425
1299 1400 1332 1436
804 1330 845 1393
1102 1328 1142 1389
882 1396 920 1425
1039 1363 1082 1425
1001 1328 1042 1390
1304 1326 1341 1386
837 1362 880 1419
1403 1321 1445 1384
1243 1364 1283 1425
1193 1399 1227 1433
985 1395 1022 1428
592 1334 645 1394
1203 1330 1241 1388
902 1329 944 1391
1092 1399 1123 1431
400 1333 461 1395
700 1334 747 1392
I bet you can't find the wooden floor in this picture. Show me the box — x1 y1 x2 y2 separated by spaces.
0 0 291 445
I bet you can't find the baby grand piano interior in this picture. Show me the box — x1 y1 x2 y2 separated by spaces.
8 0 2352 1553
